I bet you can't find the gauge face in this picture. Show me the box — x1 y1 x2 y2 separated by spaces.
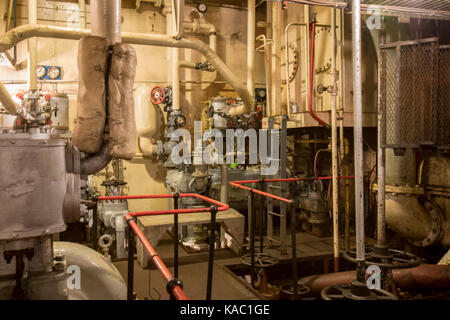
37 65 46 78
257 89 266 98
197 3 207 13
47 66 60 79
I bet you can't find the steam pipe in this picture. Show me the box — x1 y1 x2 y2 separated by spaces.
352 0 365 271
298 264 450 297
27 0 37 91
0 82 35 121
91 0 121 44
0 25 253 113
247 0 255 96
308 18 329 128
79 0 87 29
80 141 112 175
330 7 339 272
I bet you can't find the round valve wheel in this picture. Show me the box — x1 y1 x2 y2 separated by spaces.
321 281 397 300
150 86 166 105
280 283 311 299
240 252 279 268
343 245 421 269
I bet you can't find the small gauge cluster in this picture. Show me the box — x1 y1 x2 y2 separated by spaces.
37 65 63 80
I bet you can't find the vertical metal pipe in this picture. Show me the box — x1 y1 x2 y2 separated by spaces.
79 0 87 29
127 220 135 300
92 203 98 252
247 0 255 96
206 206 218 300
352 0 365 271
280 115 288 254
330 7 340 272
27 0 37 91
260 181 264 253
173 193 179 278
376 44 386 247
290 202 298 300
91 0 121 44
249 189 256 287
220 164 229 204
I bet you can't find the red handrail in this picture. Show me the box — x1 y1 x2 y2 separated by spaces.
229 176 355 204
96 193 229 301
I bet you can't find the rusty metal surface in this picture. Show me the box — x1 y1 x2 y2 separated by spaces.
298 264 450 297
380 38 450 148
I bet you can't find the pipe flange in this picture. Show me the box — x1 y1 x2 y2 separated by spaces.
343 245 421 269
412 200 443 247
321 281 397 300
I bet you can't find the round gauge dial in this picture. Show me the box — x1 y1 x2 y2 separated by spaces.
197 3 207 13
37 65 46 78
47 66 60 79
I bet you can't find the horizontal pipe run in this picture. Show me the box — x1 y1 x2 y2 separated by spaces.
0 24 252 114
126 215 188 300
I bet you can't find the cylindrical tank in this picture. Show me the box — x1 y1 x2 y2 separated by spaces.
50 93 70 130
0 132 67 240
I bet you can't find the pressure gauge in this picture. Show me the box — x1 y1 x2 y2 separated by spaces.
257 89 266 98
197 3 207 14
37 65 46 79
47 66 60 80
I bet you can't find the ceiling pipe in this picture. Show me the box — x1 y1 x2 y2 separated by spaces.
0 24 253 113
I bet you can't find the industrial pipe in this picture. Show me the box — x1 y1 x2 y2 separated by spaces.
27 0 37 91
0 25 253 113
80 140 112 175
352 0 365 272
91 0 121 44
79 0 87 29
330 7 339 272
308 17 329 128
298 264 450 297
0 82 35 121
247 0 255 96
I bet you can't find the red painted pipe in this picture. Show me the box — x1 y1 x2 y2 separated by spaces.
308 19 330 128
230 176 355 204
126 214 188 300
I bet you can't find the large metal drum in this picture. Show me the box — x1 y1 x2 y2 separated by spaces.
0 133 67 240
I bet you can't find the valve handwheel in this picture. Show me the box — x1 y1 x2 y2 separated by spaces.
150 86 166 105
343 245 421 269
240 252 279 268
321 281 397 300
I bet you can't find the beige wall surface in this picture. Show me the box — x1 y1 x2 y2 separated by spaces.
0 0 265 211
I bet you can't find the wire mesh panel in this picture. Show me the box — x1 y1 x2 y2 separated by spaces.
380 38 440 148
438 46 450 148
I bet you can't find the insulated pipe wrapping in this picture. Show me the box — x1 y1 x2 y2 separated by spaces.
0 25 253 113
80 140 112 175
72 36 108 154
108 43 137 159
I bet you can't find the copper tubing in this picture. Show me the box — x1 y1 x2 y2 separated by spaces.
298 264 450 297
